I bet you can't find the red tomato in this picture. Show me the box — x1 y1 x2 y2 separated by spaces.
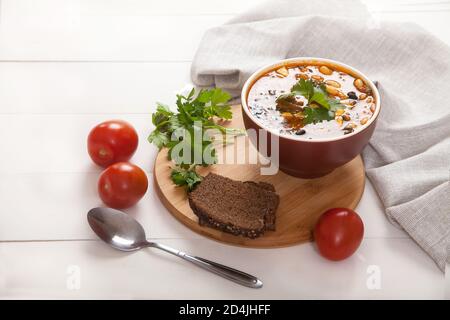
314 208 364 261
98 162 148 209
88 120 138 168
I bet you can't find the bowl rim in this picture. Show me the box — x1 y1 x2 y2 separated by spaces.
240 57 381 143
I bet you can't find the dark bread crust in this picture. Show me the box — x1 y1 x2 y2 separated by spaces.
188 173 279 238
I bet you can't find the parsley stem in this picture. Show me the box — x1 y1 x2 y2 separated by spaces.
154 120 170 130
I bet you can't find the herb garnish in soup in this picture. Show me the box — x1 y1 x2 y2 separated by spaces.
247 64 376 139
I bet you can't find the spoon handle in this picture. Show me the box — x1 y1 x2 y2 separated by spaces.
150 242 263 289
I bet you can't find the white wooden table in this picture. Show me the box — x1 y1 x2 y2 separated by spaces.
0 0 448 299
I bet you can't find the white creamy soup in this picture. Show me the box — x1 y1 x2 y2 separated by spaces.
247 64 376 140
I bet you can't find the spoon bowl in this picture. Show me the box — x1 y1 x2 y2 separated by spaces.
88 207 147 251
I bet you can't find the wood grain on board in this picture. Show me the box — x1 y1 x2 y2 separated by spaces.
154 105 365 248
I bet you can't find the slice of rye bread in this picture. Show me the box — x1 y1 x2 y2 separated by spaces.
188 173 279 238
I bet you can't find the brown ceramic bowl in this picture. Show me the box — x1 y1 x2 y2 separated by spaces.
241 57 381 179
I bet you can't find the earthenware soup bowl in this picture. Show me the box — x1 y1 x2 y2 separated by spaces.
241 57 381 179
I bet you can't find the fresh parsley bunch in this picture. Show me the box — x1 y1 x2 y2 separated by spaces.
277 79 344 124
148 87 243 191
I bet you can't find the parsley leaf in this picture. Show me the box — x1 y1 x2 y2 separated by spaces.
291 78 314 100
309 84 344 111
212 105 233 119
327 98 344 112
148 87 242 191
303 106 334 124
310 86 330 109
148 130 170 149
197 88 231 106
277 79 345 125
170 165 203 191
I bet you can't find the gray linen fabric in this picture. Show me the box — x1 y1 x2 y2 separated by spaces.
191 0 450 271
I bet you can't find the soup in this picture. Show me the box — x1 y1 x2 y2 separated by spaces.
247 63 376 140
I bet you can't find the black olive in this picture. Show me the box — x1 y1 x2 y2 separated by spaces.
268 90 276 95
347 91 358 100
344 128 354 135
295 129 306 135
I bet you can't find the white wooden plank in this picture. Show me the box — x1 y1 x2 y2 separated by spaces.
0 12 230 61
364 0 450 12
0 0 262 17
377 11 450 46
0 110 406 241
1 1 449 61
0 114 158 173
0 171 203 241
446 265 450 299
0 238 443 299
2 0 448 17
0 0 446 300
0 170 407 240
0 62 192 114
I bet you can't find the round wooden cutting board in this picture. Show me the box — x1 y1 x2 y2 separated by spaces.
154 105 365 248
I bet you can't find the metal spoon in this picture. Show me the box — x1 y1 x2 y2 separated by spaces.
87 207 263 289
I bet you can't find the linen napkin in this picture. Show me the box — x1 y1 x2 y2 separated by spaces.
191 0 450 271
